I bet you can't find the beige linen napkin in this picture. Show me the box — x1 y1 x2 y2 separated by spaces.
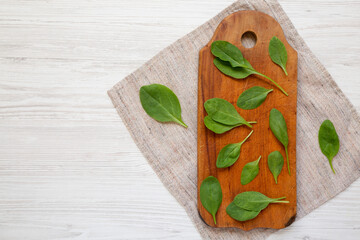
108 0 360 239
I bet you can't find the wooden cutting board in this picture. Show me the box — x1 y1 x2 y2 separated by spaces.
197 10 297 230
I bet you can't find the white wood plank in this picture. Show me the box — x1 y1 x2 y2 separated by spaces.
0 0 359 239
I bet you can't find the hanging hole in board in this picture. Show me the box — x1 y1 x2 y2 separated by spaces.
241 31 257 48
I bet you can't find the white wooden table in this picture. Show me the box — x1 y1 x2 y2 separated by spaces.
1 0 359 239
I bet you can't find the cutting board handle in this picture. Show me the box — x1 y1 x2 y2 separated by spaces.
205 10 294 54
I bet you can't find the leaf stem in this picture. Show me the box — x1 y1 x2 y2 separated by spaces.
285 147 290 175
255 156 261 164
244 122 253 128
275 201 289 203
254 71 289 96
212 213 217 225
175 119 188 128
329 158 336 174
240 130 254 144
235 121 255 128
273 197 286 201
282 66 288 76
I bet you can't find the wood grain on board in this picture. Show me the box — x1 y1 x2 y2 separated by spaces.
197 11 298 230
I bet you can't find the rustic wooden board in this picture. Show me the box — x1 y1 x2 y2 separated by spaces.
197 10 297 230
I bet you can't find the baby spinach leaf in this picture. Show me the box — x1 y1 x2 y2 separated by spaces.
211 41 288 96
233 191 289 212
139 84 187 127
241 156 261 185
228 191 289 222
204 98 252 127
213 57 255 79
216 143 241 168
211 40 245 68
204 116 256 134
204 116 242 134
226 202 260 221
216 130 253 168
269 108 290 175
318 119 340 174
267 151 284 184
269 109 288 147
200 176 222 224
269 36 288 76
237 86 273 110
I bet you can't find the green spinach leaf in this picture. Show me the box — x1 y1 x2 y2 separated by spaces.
226 202 260 221
269 108 290 175
241 156 261 185
211 41 288 96
214 58 255 79
216 130 253 168
267 151 284 184
214 57 254 79
318 119 340 174
200 176 222 224
237 86 273 110
204 116 256 134
204 98 252 127
227 191 288 222
139 84 187 127
233 191 289 212
269 36 288 76
211 40 245 68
